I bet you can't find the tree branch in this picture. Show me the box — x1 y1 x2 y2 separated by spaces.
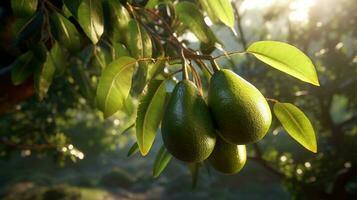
0 138 57 151
249 144 286 178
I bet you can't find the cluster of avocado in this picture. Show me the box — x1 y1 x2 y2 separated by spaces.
161 69 272 174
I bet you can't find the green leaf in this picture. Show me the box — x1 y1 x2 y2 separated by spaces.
247 41 320 86
71 63 96 106
145 0 159 9
11 0 38 18
136 80 167 155
128 20 152 58
96 56 136 118
11 51 35 85
15 11 44 45
127 142 139 157
273 102 317 153
51 12 81 52
64 0 81 17
153 145 172 177
147 59 166 82
35 43 64 100
127 19 152 94
78 0 104 44
200 0 235 28
107 0 131 43
145 0 171 9
198 0 220 23
113 43 130 59
93 45 112 68
175 2 216 44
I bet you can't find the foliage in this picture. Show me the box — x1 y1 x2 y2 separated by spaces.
0 0 356 199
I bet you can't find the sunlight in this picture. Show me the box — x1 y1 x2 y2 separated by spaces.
288 0 316 23
240 0 276 11
240 0 317 24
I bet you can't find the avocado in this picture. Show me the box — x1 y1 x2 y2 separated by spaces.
208 69 272 144
161 80 216 162
209 136 246 174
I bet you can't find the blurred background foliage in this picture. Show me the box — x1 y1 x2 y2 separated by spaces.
0 0 356 199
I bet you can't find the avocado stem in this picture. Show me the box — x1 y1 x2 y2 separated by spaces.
180 49 190 80
210 59 221 72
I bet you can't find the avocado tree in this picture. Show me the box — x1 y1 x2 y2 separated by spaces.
0 0 322 188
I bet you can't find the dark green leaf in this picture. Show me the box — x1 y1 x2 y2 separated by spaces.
15 11 44 45
175 2 216 44
11 0 38 18
96 56 136 118
247 41 320 86
273 102 317 153
136 80 167 155
71 63 96 105
153 145 172 177
127 142 139 157
64 0 81 17
78 0 104 44
51 12 81 52
107 0 131 43
30 43 47 63
11 52 35 85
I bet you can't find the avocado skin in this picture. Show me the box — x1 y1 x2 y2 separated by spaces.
209 136 246 174
208 69 272 144
161 80 216 162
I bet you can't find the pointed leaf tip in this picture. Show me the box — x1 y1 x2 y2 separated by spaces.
153 145 172 178
136 80 167 156
247 41 320 86
273 102 317 153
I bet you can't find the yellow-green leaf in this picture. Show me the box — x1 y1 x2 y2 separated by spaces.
175 2 216 44
273 102 317 153
78 0 104 44
113 42 130 59
136 80 167 155
128 20 152 59
153 145 172 178
35 43 64 100
247 41 320 86
96 56 136 118
198 0 220 23
200 0 234 28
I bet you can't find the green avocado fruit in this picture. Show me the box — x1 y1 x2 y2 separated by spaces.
209 136 246 174
208 69 272 144
161 80 216 162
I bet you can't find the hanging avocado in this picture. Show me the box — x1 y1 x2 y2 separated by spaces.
161 80 216 162
209 136 246 174
208 69 272 144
